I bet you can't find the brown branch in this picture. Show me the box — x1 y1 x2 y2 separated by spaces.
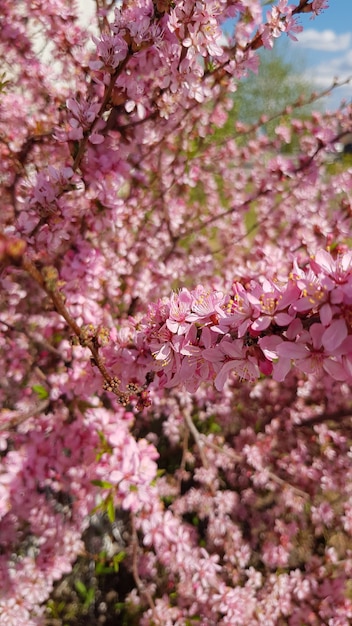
183 412 209 469
20 255 119 391
0 398 50 432
130 513 158 619
295 409 352 428
200 436 309 499
72 57 130 173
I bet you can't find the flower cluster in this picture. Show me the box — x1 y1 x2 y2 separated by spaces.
261 0 303 49
109 249 352 393
2 0 352 624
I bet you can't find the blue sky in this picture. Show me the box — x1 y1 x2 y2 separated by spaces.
286 1 352 109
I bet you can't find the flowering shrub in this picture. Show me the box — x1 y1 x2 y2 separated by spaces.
1 0 352 624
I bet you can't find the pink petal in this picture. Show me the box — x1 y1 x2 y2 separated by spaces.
89 133 105 144
251 316 271 332
274 312 295 326
276 342 308 359
214 362 234 390
322 318 348 352
272 358 291 382
323 359 349 381
319 303 332 326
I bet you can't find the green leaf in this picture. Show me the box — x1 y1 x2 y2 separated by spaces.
96 562 114 575
95 430 113 459
84 587 95 607
91 479 114 489
114 550 126 563
113 551 126 572
74 580 87 598
32 384 49 400
106 494 115 523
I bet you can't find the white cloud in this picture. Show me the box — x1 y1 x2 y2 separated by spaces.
296 29 351 52
304 52 352 87
295 53 352 110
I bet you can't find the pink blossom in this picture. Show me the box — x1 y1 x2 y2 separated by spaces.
91 33 128 71
2 1 352 623
166 289 193 334
217 282 257 337
248 279 299 332
273 322 352 380
312 0 329 15
207 339 260 390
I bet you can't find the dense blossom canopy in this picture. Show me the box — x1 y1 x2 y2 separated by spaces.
1 0 352 624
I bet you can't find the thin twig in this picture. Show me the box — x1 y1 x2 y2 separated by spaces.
199 435 309 499
183 412 209 468
0 398 50 432
21 255 113 384
295 410 352 428
130 513 158 619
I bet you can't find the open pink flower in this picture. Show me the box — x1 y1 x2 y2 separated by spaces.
186 286 225 325
166 289 193 335
204 338 260 390
311 249 352 303
216 283 258 337
248 279 299 332
276 321 352 379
